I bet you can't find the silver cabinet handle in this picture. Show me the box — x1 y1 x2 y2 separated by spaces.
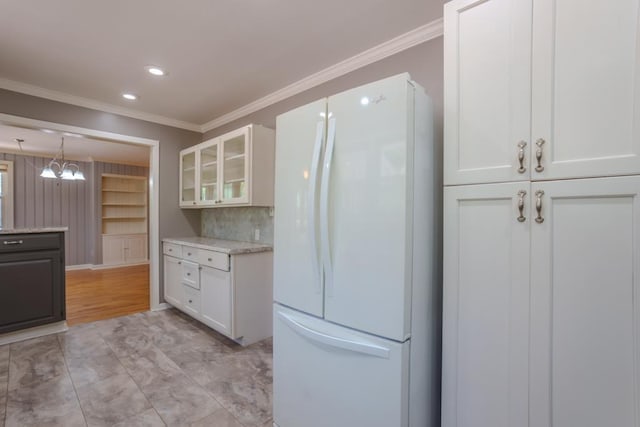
517 190 527 222
535 190 545 223
517 141 527 173
535 139 545 172
3 240 23 245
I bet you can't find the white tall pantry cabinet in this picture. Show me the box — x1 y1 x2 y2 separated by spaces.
443 1 640 427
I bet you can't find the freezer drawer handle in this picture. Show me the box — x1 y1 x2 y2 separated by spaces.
278 312 391 359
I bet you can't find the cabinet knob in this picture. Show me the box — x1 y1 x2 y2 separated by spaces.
187 272 191 276
169 248 172 252
187 252 192 256
189 299 193 303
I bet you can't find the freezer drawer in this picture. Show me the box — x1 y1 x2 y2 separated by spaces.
273 304 410 427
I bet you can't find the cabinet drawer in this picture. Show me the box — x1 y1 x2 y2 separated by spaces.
0 233 62 254
182 285 201 317
163 242 181 257
198 249 229 271
182 246 199 262
181 260 200 289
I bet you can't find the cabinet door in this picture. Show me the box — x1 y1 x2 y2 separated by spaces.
219 127 250 205
102 235 124 265
531 0 640 179
180 148 198 207
163 255 183 308
0 250 64 334
200 265 233 337
125 235 147 263
198 139 220 206
444 0 532 185
442 183 530 427
530 177 640 427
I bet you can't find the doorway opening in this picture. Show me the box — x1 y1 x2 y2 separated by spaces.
0 114 161 323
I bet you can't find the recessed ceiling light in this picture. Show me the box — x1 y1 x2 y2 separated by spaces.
122 93 137 101
146 66 166 76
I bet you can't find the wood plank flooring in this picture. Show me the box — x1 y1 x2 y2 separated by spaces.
65 264 150 326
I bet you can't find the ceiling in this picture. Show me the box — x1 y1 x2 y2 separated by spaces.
0 124 150 166
0 0 443 130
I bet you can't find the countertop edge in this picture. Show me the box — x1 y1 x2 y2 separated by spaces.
0 227 68 235
162 237 272 255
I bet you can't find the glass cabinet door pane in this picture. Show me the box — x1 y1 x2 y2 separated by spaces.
181 151 196 203
200 144 218 203
223 134 247 201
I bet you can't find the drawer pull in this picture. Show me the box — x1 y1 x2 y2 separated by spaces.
3 240 23 245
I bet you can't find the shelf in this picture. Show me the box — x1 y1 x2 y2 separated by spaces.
225 154 245 161
202 161 218 167
102 189 146 193
182 186 195 190
102 203 147 207
183 166 196 172
224 178 245 183
103 216 147 220
201 182 217 187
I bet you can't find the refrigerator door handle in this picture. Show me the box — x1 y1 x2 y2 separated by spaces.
320 117 336 295
277 311 391 359
308 121 325 291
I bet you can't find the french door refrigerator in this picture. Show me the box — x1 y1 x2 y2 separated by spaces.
273 73 440 427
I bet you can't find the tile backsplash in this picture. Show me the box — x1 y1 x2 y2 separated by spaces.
201 207 274 245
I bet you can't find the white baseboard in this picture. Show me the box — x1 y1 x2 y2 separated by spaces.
91 261 150 270
65 264 93 271
152 303 171 311
0 321 69 346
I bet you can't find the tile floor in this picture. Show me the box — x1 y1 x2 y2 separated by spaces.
0 309 273 427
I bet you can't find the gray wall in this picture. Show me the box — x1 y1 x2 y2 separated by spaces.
201 38 444 246
0 90 202 301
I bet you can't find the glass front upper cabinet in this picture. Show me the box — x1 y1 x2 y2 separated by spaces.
198 142 219 205
221 127 249 204
180 149 197 206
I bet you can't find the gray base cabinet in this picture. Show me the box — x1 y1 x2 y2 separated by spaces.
0 232 65 334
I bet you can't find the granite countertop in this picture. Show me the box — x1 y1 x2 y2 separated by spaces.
0 227 68 235
163 237 272 255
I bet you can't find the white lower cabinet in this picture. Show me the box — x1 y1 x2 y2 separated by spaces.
102 234 148 265
162 240 273 346
200 265 232 337
163 254 183 309
443 176 640 427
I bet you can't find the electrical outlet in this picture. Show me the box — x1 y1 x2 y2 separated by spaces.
254 228 260 241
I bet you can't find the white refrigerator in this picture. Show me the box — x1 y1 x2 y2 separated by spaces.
273 73 440 427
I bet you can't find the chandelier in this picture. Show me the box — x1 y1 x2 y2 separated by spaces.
40 137 85 181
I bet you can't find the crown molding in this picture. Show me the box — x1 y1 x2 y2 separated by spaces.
201 18 443 132
0 78 201 132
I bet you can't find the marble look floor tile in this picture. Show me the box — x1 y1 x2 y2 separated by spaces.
66 352 128 389
190 408 244 427
203 375 272 427
111 408 166 427
0 379 7 426
58 330 113 360
8 335 67 391
0 344 9 378
76 372 151 426
140 372 221 427
4 374 85 427
115 347 183 389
